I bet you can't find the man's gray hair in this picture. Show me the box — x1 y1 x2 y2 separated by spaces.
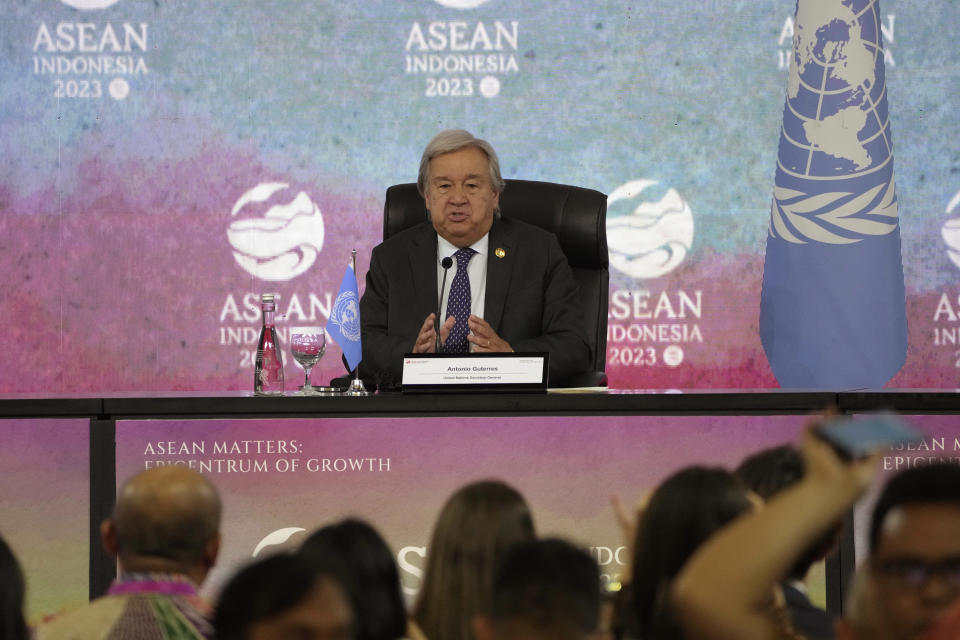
417 129 506 202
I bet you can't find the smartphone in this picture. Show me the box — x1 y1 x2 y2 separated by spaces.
816 413 925 460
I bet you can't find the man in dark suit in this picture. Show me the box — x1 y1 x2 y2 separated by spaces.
359 129 590 387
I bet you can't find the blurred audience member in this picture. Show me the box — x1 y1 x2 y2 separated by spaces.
36 466 221 639
671 425 879 640
0 534 28 640
471 538 603 640
737 444 839 639
215 552 354 640
298 519 406 640
411 480 536 640
623 466 754 639
859 462 960 639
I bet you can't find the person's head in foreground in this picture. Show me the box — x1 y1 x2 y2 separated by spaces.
412 479 536 640
630 465 754 639
860 463 960 640
736 444 806 502
418 129 504 248
736 444 841 583
214 552 354 640
101 465 222 585
471 538 602 640
0 534 28 640
297 518 406 640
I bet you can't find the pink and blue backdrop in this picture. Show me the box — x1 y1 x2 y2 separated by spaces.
2 0 958 392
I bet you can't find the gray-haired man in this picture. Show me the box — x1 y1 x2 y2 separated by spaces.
359 129 590 386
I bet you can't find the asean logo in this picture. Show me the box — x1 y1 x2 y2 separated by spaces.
940 189 960 269
60 0 121 9
330 290 361 342
433 0 491 8
227 182 325 282
606 180 694 279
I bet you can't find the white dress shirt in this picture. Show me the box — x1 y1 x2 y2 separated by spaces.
436 233 488 321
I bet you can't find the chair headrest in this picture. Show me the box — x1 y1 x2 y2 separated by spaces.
384 179 608 268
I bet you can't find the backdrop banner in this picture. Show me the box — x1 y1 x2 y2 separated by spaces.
1 0 958 391
0 419 89 621
116 414 811 600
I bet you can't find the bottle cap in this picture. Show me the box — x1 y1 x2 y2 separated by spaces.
261 293 275 303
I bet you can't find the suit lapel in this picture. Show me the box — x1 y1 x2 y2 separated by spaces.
484 218 516 332
407 224 439 322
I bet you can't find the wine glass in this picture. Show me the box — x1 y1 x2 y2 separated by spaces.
289 326 326 395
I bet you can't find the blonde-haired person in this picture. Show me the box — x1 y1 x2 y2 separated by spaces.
410 480 536 640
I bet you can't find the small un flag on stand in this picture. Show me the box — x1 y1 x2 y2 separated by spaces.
327 250 369 395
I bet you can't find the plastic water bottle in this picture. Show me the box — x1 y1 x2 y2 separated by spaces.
254 293 284 396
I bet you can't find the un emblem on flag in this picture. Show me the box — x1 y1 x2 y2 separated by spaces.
769 0 899 246
330 291 361 342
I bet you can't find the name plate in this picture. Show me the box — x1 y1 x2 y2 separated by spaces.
401 352 549 393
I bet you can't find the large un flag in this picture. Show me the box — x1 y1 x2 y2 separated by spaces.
760 0 906 389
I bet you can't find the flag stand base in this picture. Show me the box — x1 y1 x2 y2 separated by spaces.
344 377 371 396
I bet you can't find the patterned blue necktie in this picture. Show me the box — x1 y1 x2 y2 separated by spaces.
443 247 476 353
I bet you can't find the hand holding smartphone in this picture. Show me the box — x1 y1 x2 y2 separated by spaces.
815 412 924 460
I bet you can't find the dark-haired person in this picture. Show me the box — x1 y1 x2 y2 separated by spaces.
472 538 604 640
215 552 354 640
736 445 839 639
297 519 406 640
411 480 536 640
834 463 960 640
623 466 754 639
0 534 28 640
359 128 591 387
857 462 960 639
36 466 221 639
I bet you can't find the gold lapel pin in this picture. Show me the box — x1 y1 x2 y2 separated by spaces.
495 248 506 258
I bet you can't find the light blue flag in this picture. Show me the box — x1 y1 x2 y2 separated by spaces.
760 0 906 389
326 263 363 372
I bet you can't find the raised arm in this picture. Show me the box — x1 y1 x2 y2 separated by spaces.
672 422 880 640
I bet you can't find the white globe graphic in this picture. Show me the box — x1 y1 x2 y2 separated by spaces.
606 180 694 279
940 189 960 270
433 0 491 8
227 182 325 282
60 0 121 9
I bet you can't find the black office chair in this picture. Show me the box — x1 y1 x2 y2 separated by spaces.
383 179 609 387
